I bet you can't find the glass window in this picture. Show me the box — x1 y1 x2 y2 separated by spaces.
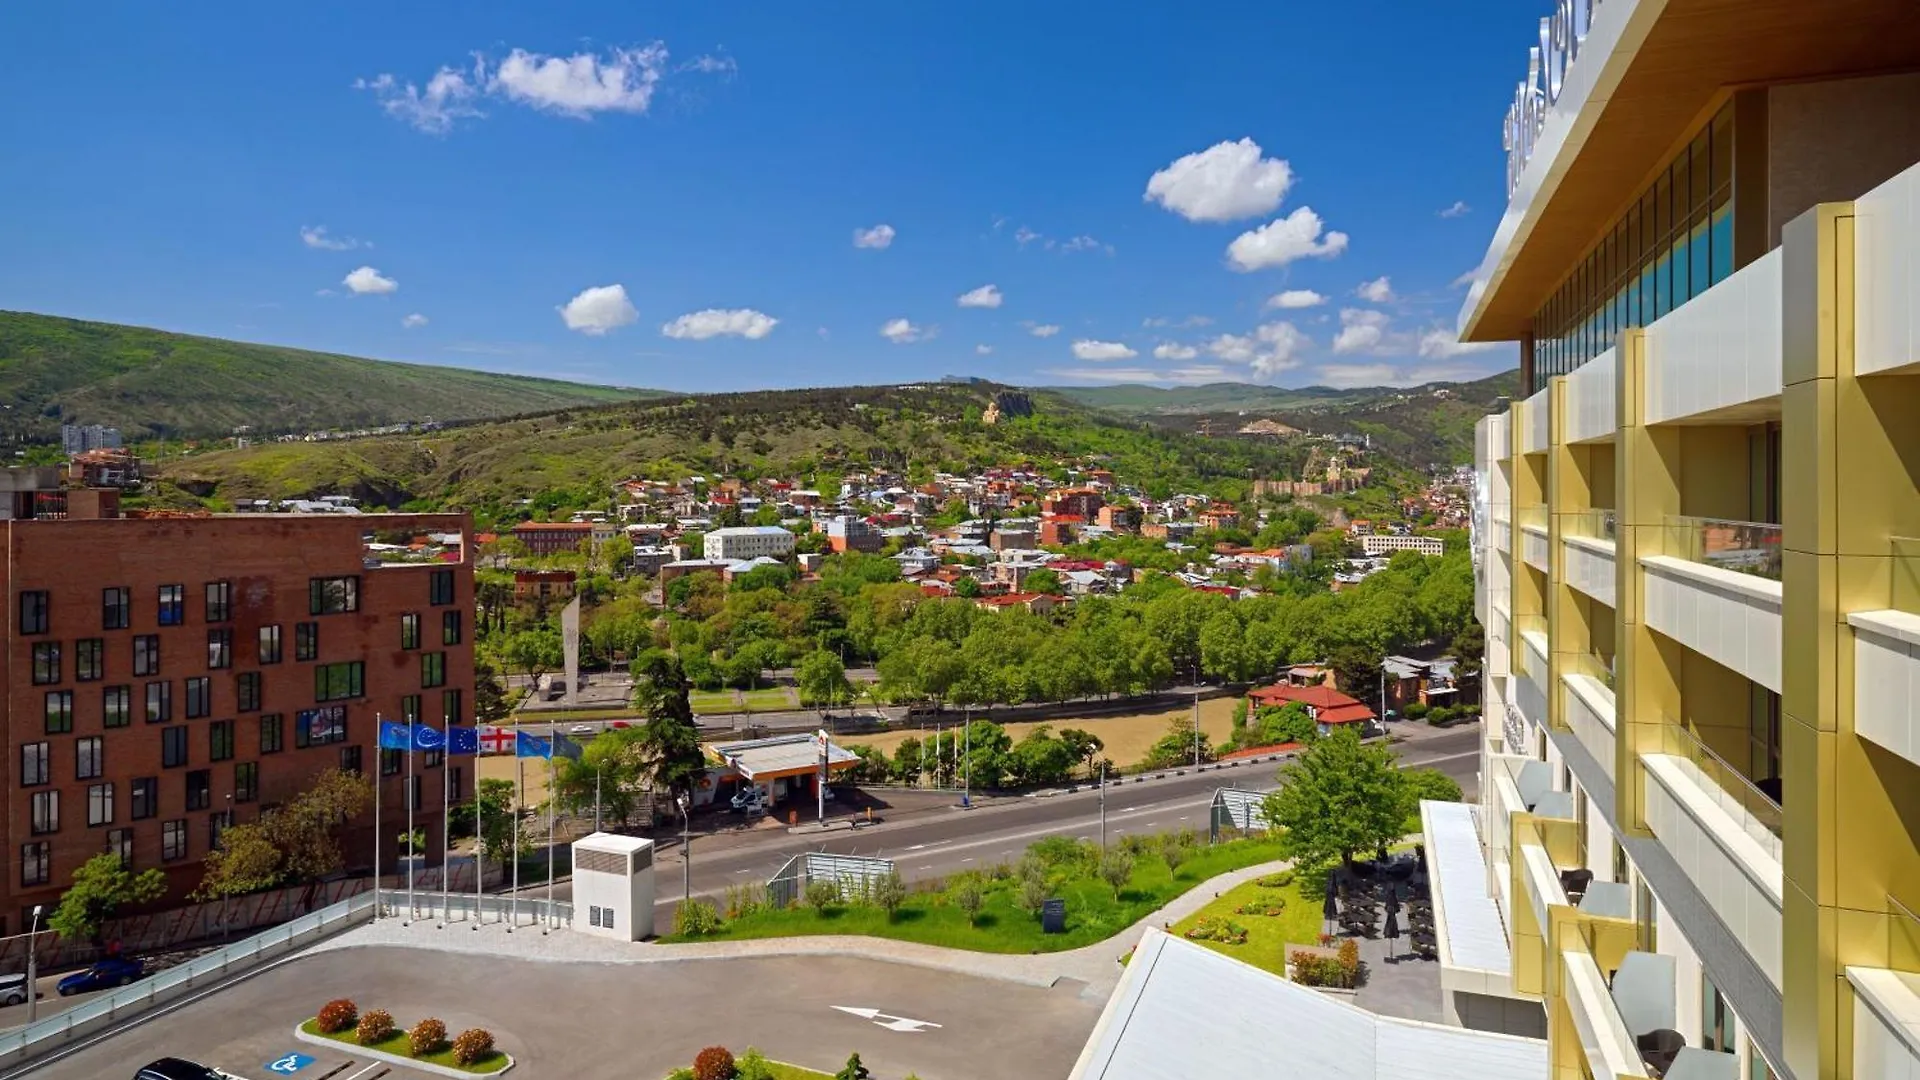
381 747 402 777
296 707 347 747
442 688 463 726
185 769 210 812
102 587 130 630
162 725 189 768
237 671 262 712
401 694 421 725
207 628 232 670
422 652 446 689
260 713 284 754
339 745 363 775
88 783 113 827
31 642 60 685
133 634 159 676
21 842 51 886
76 638 104 682
430 569 455 606
442 610 462 646
20 742 49 787
146 680 172 723
103 685 132 728
209 720 234 762
401 612 421 651
44 691 73 734
1703 976 1735 1052
19 591 49 635
295 622 318 662
234 762 258 803
131 777 158 820
185 676 211 719
204 581 231 623
258 624 282 665
76 736 104 780
162 820 188 861
108 827 132 866
314 662 364 702
30 791 59 835
157 584 185 626
308 576 360 615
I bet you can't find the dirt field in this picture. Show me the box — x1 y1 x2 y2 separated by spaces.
837 696 1243 770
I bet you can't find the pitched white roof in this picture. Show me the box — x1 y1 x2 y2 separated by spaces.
1071 929 1546 1080
1422 799 1514 976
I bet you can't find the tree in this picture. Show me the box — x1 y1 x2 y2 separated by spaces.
1254 702 1317 747
1142 715 1211 769
193 822 284 902
1024 568 1064 596
1059 728 1104 778
631 651 708 808
49 852 166 943
1097 846 1133 898
502 627 563 681
889 736 924 784
1260 726 1409 872
952 576 981 599
1403 767 1464 807
473 657 513 722
795 649 853 708
872 869 908 921
1008 726 1076 786
266 768 373 881
1327 642 1383 705
835 1053 873 1080
950 875 986 926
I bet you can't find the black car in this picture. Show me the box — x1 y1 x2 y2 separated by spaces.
133 1059 225 1080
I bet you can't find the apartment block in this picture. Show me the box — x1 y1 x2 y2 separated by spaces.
702 525 796 562
2 504 474 932
1442 5 1920 1080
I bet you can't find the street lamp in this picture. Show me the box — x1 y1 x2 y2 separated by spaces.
25 905 42 1023
677 792 692 904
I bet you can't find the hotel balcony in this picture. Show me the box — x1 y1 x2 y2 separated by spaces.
1639 720 1785 989
1640 517 1782 694
1847 539 1920 771
1563 346 1618 445
1846 901 1920 1079
1564 509 1618 605
1643 247 1783 425
1493 513 1512 555
1514 614 1550 732
1519 506 1551 574
1520 385 1551 456
1562 653 1617 785
1857 158 1920 376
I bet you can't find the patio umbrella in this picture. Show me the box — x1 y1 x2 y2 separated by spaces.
1384 882 1401 915
1383 908 1401 963
1322 874 1339 935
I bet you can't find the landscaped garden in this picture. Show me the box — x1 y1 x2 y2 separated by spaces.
302 999 507 1074
664 1046 878 1080
1168 870 1326 977
661 832 1287 953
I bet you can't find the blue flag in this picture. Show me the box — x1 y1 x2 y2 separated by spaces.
378 720 414 750
515 731 552 759
552 733 583 761
447 726 479 756
412 723 445 751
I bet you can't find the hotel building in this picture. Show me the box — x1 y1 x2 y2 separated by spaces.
1452 3 1920 1080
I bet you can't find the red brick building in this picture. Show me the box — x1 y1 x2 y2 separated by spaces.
1043 487 1104 520
1 507 474 932
1245 683 1375 730
508 520 597 556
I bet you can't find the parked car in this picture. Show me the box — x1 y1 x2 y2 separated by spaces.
133 1059 227 1080
0 972 35 1006
58 956 144 995
729 787 769 814
568 723 596 736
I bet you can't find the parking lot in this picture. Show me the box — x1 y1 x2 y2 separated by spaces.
18 945 1102 1080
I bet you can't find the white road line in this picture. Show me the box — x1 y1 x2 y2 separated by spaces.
907 843 928 850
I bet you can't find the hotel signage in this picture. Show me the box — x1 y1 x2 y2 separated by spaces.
1504 0 1603 199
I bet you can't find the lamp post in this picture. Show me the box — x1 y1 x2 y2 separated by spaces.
677 793 692 904
25 905 42 1023
1098 765 1107 849
1192 661 1202 767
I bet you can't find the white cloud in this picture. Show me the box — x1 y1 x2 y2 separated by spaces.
1072 340 1138 362
1332 308 1392 354
956 284 1003 309
1206 321 1308 377
1143 138 1293 223
1439 200 1471 218
660 308 779 340
1265 289 1326 310
355 69 484 134
975 344 994 356
853 224 896 250
679 54 737 76
558 284 639 335
1014 226 1041 247
401 313 429 329
301 226 366 252
1009 227 1110 255
1041 365 1240 386
1417 328 1502 359
1060 235 1114 255
1025 323 1061 338
1315 363 1401 389
342 266 398 295
1356 276 1394 303
880 318 934 344
1451 264 1487 289
1226 207 1349 271
361 43 728 132
1153 343 1199 361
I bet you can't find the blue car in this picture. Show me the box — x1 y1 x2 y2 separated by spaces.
56 956 144 995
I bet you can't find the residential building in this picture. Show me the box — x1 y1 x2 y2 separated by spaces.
1095 504 1141 533
1197 504 1240 531
59 424 122 455
508 520 597 557
1453 6 1920 1080
989 526 1037 551
702 525 796 562
893 547 940 576
1 497 473 929
819 515 883 554
511 569 576 601
973 592 1059 616
68 449 141 489
629 545 678 576
1244 682 1374 736
1043 487 1104 519
1038 517 1081 546
657 558 731 585
1360 534 1446 558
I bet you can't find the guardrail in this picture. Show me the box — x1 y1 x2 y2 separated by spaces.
377 889 572 928
1663 515 1782 581
1659 718 1783 854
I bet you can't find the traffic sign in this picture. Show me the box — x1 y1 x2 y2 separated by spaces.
266 1052 314 1074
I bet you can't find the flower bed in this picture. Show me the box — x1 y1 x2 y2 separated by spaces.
300 1000 508 1075
1184 915 1249 944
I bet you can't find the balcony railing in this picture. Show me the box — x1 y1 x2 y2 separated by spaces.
1663 515 1782 581
1661 718 1783 849
1517 505 1548 532
1569 651 1615 692
1567 509 1617 543
1891 894 1920 974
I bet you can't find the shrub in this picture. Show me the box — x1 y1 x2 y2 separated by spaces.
804 878 841 913
1184 916 1248 944
315 998 357 1034
451 1028 495 1066
1234 898 1286 917
1160 836 1190 874
736 1047 776 1080
1401 701 1430 720
1097 846 1133 898
355 1009 395 1046
1118 833 1155 858
1256 870 1296 888
693 1046 735 1080
872 869 908 921
408 1017 448 1057
950 876 986 926
666 1070 696 1080
674 898 724 936
1291 943 1363 988
1337 937 1361 976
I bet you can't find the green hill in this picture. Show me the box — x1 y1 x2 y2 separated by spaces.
0 311 653 442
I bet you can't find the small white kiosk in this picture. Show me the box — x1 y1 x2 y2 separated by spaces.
570 832 656 941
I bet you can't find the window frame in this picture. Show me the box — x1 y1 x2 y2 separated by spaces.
308 576 361 616
75 638 105 682
258 624 283 665
157 584 185 626
185 769 211 812
133 634 160 677
18 590 49 635
88 783 114 828
161 820 188 862
259 713 284 754
102 586 130 631
207 627 233 670
204 580 232 623
103 684 132 728
161 725 189 769
76 736 104 781
44 690 73 734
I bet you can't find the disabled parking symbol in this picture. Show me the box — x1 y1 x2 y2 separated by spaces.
266 1052 314 1074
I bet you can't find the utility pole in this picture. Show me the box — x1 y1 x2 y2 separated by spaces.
678 793 692 904
25 905 41 1023
963 707 972 808
1099 765 1107 849
1192 661 1202 767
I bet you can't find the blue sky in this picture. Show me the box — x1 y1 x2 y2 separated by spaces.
0 2 1533 393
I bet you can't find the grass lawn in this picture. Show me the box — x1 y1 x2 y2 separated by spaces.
299 1019 509 1074
841 698 1241 772
661 835 1287 952
767 1063 833 1079
740 687 797 711
1168 872 1327 977
689 690 740 714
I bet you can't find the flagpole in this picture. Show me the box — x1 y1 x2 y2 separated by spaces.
511 751 522 933
373 712 382 922
473 730 484 929
544 751 555 935
405 731 417 925
440 733 450 930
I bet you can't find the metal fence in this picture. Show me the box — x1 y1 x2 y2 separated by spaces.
375 889 572 929
767 852 896 909
1208 787 1274 843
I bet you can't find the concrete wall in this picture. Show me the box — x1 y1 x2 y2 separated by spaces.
1768 72 1920 247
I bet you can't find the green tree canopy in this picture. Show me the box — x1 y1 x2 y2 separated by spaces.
1260 726 1408 871
50 852 166 943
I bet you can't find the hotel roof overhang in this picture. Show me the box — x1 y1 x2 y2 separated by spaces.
1458 0 1920 343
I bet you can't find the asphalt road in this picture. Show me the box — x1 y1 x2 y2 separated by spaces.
20 947 1100 1080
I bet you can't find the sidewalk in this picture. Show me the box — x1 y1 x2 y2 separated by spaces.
306 858 1295 1001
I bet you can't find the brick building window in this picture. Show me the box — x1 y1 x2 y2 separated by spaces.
102 587 130 630
209 720 234 762
88 783 113 827
381 748 402 777
236 672 262 712
161 820 187 861
401 612 421 650
401 694 421 725
131 778 157 820
207 628 232 670
294 622 318 661
133 634 160 676
157 584 185 626
185 676 211 719
31 642 59 685
442 610 462 646
259 714 284 754
430 569 455 606
204 581 231 623
185 770 210 812
18 590 49 635
30 791 58 835
76 638 104 682
258 624 282 664
44 691 73 734
161 726 188 768
234 762 258 803
145 680 172 723
314 662 364 702
442 689 463 725
76 736 103 781
308 576 359 615
422 652 446 689
338 745 362 774
20 742 48 787
295 708 346 747
21 843 50 887
103 685 132 728
107 828 132 866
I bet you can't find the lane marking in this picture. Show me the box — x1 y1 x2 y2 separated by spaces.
833 1006 943 1033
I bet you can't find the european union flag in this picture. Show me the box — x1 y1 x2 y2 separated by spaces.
552 734 583 761
515 731 552 759
378 720 414 751
412 724 445 751
447 726 479 756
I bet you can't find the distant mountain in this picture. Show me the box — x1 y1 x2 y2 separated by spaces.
1042 371 1517 416
0 311 656 442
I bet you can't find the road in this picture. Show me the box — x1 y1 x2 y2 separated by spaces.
519 724 1481 918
